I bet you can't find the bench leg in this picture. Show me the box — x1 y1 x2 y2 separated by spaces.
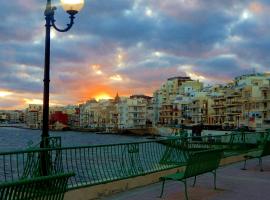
241 159 247 170
160 180 165 198
213 170 217 190
184 180 189 200
192 176 197 187
259 158 263 172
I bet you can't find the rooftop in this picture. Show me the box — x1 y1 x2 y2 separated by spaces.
167 77 192 81
105 156 270 200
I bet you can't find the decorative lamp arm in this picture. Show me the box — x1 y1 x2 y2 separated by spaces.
51 10 77 32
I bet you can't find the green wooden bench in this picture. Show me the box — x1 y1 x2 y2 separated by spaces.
159 149 223 200
0 172 74 200
242 139 270 172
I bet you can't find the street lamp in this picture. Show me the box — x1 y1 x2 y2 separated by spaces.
41 0 84 148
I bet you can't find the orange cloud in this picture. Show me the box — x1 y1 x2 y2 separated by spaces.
91 64 103 75
249 2 263 14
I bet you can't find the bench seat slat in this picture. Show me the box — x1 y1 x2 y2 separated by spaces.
160 172 185 181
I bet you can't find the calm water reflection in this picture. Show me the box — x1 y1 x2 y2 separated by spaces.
0 127 148 152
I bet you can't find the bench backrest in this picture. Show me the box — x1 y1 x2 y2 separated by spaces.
184 149 223 179
261 141 270 157
0 172 74 200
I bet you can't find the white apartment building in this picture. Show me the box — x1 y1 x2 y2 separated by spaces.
117 97 147 128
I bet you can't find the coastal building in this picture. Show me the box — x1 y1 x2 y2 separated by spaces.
98 99 118 129
146 98 154 127
79 96 119 130
211 95 226 126
190 94 209 125
152 90 163 126
158 76 192 104
0 110 23 124
117 96 148 129
207 73 270 130
18 73 270 131
49 111 68 130
224 90 242 128
25 104 42 129
64 105 80 128
236 73 270 130
154 76 204 126
179 80 203 95
0 112 8 123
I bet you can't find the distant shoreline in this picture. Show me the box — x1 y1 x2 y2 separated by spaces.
0 125 159 137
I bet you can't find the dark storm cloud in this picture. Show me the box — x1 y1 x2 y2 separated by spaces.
0 42 44 67
78 13 156 46
0 75 42 93
0 63 43 93
226 4 270 67
195 56 248 78
148 10 235 56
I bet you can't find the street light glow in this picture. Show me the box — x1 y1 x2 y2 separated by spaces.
60 0 84 12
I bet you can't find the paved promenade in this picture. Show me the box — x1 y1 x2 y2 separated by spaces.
105 157 270 200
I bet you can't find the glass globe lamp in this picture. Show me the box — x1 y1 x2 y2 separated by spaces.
60 0 84 13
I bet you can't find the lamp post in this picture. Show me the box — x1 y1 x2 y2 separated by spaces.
40 0 84 176
41 0 84 149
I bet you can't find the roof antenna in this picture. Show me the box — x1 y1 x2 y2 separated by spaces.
253 67 256 75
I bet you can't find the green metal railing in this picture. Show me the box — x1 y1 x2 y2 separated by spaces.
0 131 268 190
0 138 189 189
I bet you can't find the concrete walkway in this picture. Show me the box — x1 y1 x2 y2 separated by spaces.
104 157 270 200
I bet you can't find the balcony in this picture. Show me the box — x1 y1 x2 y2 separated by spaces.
227 93 241 97
225 101 242 106
225 110 241 115
211 113 225 116
212 104 225 108
261 96 270 101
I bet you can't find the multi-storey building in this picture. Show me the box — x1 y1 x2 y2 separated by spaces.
79 99 97 128
0 110 23 124
98 99 118 129
176 96 193 124
25 104 42 129
223 91 242 128
154 76 203 126
159 103 174 125
19 73 270 131
0 112 8 123
237 73 270 130
127 98 147 128
158 76 192 104
80 100 98 128
117 96 148 128
211 95 226 125
207 73 270 130
152 90 163 126
190 96 209 124
117 97 128 128
179 80 203 95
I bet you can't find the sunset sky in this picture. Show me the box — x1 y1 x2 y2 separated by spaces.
1 0 270 110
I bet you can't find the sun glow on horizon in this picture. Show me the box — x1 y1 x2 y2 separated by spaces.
24 98 43 105
95 93 112 101
0 91 13 98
